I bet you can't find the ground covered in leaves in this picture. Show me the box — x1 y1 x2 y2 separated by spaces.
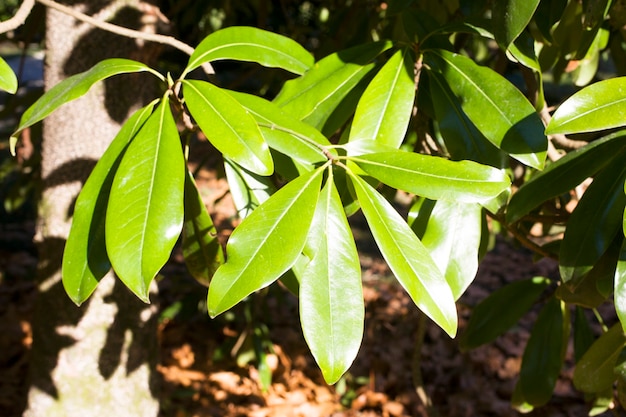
0 160 617 417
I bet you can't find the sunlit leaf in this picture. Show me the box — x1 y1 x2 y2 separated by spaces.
182 170 224 287
492 0 541 48
208 167 325 317
519 297 566 406
615 240 626 333
350 173 457 337
273 41 392 130
417 200 482 300
574 324 626 393
547 77 626 135
300 176 363 384
10 58 163 155
62 102 156 305
228 90 332 165
349 47 416 148
459 277 551 350
106 98 185 302
183 80 273 176
0 56 17 94
506 132 626 223
424 49 547 169
351 151 510 204
183 26 313 77
559 156 626 283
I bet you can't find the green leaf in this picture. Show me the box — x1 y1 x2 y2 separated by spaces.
615 240 626 333
300 176 363 384
459 277 551 350
573 306 596 362
0 56 17 94
183 26 314 77
546 77 626 135
519 297 565 406
349 47 416 148
426 70 505 167
559 155 626 283
10 58 163 155
574 324 626 393
424 49 547 169
492 0 541 48
208 167 325 317
350 173 457 337
106 98 185 302
506 131 626 223
351 151 510 204
183 80 273 176
227 90 331 166
419 200 482 300
273 41 392 131
62 102 156 305
224 158 276 219
182 169 224 287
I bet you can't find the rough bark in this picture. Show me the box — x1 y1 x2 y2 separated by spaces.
24 1 160 416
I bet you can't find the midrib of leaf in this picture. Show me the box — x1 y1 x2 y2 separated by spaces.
351 156 499 184
186 82 264 163
430 50 515 131
138 103 167 295
217 168 323 299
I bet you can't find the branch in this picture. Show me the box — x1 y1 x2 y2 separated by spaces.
0 0 36 34
36 0 214 74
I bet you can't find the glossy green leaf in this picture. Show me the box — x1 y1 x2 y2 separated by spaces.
62 102 156 305
419 200 482 300
615 240 626 333
546 77 626 135
574 306 596 362
300 176 363 384
519 297 565 406
574 324 626 393
349 47 416 148
10 58 162 155
492 0 541 48
459 277 550 350
208 167 324 317
182 170 224 287
273 41 392 130
424 49 547 169
228 90 331 165
559 156 626 283
427 70 505 167
183 80 273 176
183 26 313 77
506 131 626 223
106 98 185 302
224 158 275 219
351 151 510 204
0 56 17 94
350 173 457 337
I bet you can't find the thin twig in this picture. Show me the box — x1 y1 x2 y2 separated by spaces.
412 313 440 417
35 0 214 74
0 0 36 34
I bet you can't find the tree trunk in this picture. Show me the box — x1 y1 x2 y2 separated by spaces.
24 2 160 416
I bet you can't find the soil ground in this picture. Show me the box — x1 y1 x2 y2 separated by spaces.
0 156 618 417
